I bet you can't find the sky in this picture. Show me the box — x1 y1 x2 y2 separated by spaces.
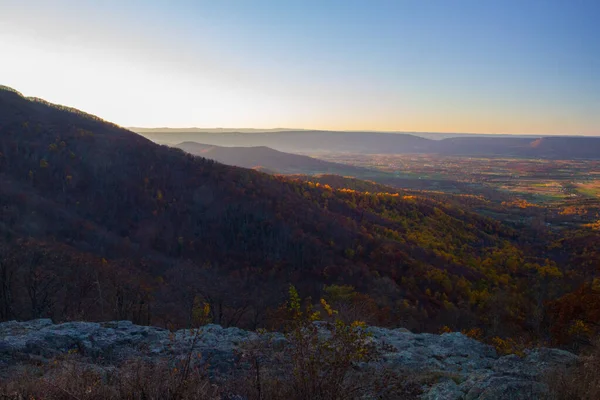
0 0 598 135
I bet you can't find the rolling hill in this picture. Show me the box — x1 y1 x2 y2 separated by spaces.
175 142 370 175
0 86 568 338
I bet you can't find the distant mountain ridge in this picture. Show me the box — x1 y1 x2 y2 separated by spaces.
438 136 600 159
138 129 600 159
131 127 303 133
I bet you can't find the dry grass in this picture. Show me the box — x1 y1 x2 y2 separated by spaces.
545 342 600 400
225 360 422 400
0 356 422 400
575 181 600 198
1 328 219 400
0 356 219 400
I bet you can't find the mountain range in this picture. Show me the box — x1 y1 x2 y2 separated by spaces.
137 129 600 159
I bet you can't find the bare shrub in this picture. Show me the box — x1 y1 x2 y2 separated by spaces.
0 356 220 400
229 285 421 400
0 328 219 400
545 341 600 400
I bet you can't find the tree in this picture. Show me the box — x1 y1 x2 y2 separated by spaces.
0 245 15 321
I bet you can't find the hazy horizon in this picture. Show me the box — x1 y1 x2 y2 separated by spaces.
1 0 598 135
130 126 600 138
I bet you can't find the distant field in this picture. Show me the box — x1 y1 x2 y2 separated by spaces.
311 152 600 205
575 181 600 198
498 181 568 202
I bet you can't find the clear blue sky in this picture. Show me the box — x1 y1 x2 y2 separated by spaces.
1 0 598 134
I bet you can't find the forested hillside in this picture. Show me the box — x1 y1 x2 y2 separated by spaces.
0 86 596 347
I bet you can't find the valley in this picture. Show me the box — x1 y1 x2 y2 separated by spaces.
312 153 600 203
0 88 599 399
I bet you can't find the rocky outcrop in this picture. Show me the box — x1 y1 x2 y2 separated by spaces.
366 327 577 399
0 319 256 375
0 320 577 399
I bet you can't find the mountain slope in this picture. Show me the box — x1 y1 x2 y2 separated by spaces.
0 86 563 336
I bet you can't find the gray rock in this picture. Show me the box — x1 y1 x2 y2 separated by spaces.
464 376 548 400
524 347 578 367
422 378 464 400
0 319 577 399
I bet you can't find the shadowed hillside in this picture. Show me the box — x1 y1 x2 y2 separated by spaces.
175 142 371 175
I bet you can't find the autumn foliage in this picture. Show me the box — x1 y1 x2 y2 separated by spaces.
0 86 599 353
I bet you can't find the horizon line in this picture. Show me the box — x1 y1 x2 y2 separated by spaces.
129 127 600 138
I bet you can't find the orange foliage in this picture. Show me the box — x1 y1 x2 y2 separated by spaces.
491 337 525 357
560 206 587 216
501 199 539 209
